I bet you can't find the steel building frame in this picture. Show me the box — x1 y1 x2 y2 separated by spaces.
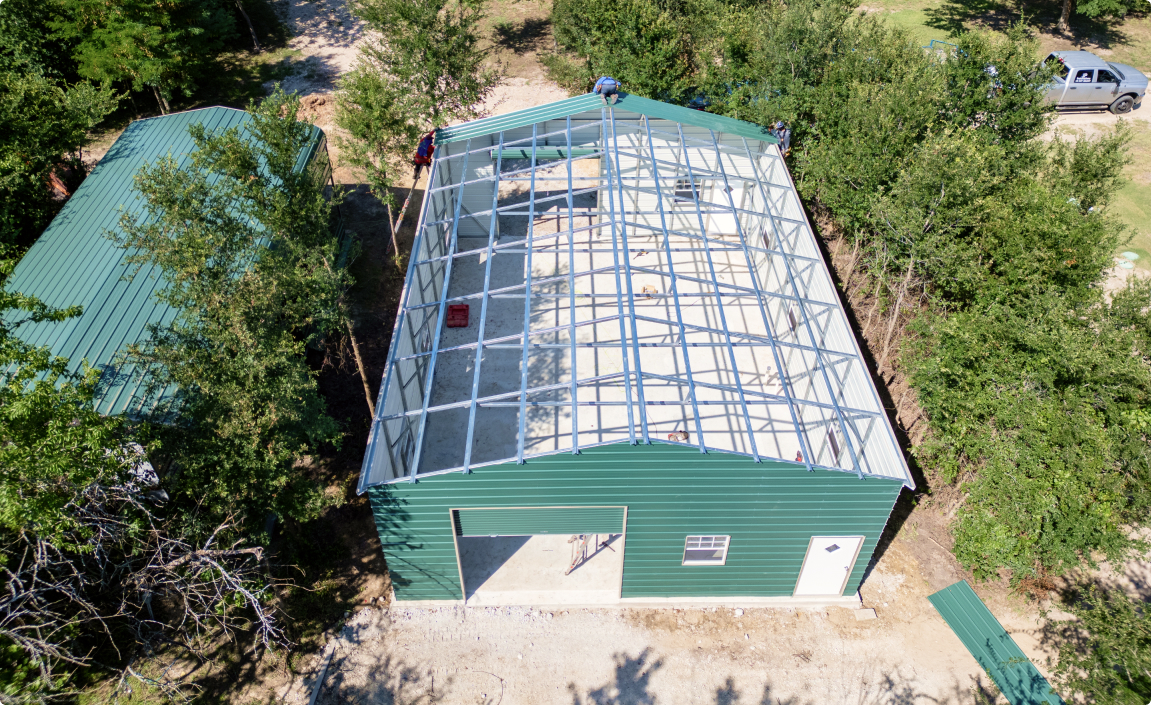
358 103 910 491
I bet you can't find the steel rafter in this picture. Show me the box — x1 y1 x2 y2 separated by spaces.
516 125 540 464
603 107 637 444
738 138 863 478
408 139 472 482
629 117 704 451
661 120 758 460
565 116 579 454
363 111 907 487
462 131 505 473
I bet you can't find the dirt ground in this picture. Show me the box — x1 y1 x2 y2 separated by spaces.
281 537 1044 705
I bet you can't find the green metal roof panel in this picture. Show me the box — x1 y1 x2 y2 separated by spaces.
929 581 1065 705
435 93 779 145
4 107 324 416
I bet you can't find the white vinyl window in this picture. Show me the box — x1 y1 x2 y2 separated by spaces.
682 535 730 566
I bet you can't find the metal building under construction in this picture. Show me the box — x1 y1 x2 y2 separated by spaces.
359 93 914 607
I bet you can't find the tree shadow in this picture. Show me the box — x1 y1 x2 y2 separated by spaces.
493 17 554 55
568 649 662 705
922 0 1139 52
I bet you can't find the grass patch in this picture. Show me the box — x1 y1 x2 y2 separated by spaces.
1112 120 1151 270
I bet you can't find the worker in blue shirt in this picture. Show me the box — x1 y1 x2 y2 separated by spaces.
594 76 620 105
769 120 792 157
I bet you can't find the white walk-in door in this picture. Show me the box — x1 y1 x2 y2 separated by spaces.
793 536 864 596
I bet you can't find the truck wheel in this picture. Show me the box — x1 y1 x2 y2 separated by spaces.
1109 95 1135 114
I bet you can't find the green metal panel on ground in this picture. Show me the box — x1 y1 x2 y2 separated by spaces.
454 506 625 536
929 581 1065 705
370 443 904 602
435 93 779 146
3 108 325 416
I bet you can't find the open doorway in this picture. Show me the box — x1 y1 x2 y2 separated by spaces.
455 525 625 606
452 506 627 605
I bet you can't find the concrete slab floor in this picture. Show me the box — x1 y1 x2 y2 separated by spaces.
459 534 624 606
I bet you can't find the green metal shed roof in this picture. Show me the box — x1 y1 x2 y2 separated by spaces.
929 581 1065 705
435 92 779 145
3 107 324 416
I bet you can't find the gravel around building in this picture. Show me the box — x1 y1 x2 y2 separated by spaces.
280 538 1061 705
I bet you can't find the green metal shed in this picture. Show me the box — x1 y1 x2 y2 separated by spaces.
3 107 330 416
361 93 913 606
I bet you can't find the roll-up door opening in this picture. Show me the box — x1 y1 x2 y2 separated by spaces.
452 507 626 606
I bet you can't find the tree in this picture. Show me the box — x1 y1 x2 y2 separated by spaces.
0 0 79 80
1049 585 1151 704
0 71 118 250
551 0 708 103
337 0 498 204
1058 0 1141 34
115 87 349 528
50 0 238 113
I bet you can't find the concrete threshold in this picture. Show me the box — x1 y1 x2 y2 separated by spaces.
389 589 863 611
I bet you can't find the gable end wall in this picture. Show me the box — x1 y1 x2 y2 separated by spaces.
369 444 904 601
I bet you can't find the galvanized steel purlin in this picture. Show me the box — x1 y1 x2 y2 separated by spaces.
740 140 864 478
375 372 628 423
565 117 580 454
625 263 839 310
666 121 759 461
603 107 638 445
392 314 623 363
357 154 441 492
516 125 541 464
409 139 473 482
415 214 819 265
463 131 505 474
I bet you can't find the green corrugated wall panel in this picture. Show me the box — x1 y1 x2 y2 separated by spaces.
929 581 1065 705
3 107 325 417
370 443 903 602
455 506 625 536
435 93 779 146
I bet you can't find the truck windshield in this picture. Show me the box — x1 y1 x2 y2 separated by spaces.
1107 63 1126 80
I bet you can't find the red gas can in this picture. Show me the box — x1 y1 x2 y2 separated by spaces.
446 304 469 328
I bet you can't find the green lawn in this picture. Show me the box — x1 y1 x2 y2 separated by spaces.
1111 120 1151 271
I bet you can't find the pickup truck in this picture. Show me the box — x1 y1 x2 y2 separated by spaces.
1043 51 1147 114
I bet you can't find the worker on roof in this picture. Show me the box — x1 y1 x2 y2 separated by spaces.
594 76 620 105
412 129 436 179
769 120 791 157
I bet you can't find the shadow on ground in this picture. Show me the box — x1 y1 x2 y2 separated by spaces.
922 0 1140 51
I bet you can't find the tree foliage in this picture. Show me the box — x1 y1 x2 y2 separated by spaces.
0 71 119 250
550 0 1151 582
1048 585 1151 704
116 87 349 528
337 0 498 203
50 0 238 112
